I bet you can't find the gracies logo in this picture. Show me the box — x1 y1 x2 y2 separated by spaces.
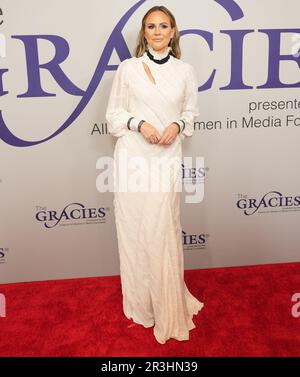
1 1 299 147
237 191 300 216
35 203 107 228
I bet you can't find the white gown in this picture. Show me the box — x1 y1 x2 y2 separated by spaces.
105 50 204 344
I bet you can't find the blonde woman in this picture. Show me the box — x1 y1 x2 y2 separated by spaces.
106 5 204 344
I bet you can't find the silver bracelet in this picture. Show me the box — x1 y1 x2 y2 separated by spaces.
127 116 134 130
137 120 145 132
180 119 186 132
173 122 181 133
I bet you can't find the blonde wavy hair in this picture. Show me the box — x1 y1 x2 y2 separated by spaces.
133 5 181 59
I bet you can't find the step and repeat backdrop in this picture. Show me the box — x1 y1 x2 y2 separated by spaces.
0 0 299 283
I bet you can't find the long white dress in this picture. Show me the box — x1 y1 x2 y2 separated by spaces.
105 50 204 344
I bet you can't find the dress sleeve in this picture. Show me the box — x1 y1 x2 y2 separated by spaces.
174 64 199 141
105 59 144 137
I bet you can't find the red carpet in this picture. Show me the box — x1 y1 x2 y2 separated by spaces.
0 262 300 356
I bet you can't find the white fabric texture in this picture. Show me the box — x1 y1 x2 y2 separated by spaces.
105 50 204 344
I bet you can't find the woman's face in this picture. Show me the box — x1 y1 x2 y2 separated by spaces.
144 11 174 53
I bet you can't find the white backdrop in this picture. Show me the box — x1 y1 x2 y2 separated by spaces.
1 0 300 284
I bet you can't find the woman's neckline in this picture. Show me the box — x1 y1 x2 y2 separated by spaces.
142 46 174 65
147 45 171 60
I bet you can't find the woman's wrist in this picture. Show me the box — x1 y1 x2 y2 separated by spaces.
172 120 185 134
126 117 146 132
172 122 181 134
137 120 146 132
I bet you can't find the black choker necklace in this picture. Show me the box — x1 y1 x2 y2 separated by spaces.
146 49 173 64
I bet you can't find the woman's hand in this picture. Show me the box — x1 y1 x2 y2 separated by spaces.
157 123 179 146
140 122 162 144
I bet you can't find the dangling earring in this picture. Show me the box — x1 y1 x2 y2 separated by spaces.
144 37 148 50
